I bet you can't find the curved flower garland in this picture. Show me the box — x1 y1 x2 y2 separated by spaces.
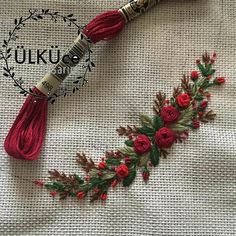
35 53 225 202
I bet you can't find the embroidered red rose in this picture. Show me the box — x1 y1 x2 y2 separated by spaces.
116 164 129 179
176 93 191 108
160 106 180 124
133 135 151 154
191 71 199 80
214 77 225 84
155 127 176 148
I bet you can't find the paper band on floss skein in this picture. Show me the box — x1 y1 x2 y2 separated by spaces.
36 33 92 96
4 0 162 161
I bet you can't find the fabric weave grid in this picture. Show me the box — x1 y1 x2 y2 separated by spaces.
0 0 235 235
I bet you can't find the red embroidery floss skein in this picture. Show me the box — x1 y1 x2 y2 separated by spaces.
4 0 161 160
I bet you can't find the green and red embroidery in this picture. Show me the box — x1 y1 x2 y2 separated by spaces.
36 53 225 202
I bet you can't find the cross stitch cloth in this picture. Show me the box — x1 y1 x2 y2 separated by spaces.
0 0 235 235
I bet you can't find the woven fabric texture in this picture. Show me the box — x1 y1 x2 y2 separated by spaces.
0 0 235 235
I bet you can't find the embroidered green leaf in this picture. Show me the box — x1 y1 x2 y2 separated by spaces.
125 140 134 147
149 145 160 167
119 147 136 156
45 182 64 191
169 123 189 132
106 158 121 166
178 106 194 124
101 172 115 180
139 113 153 128
138 126 155 136
74 174 84 184
123 170 136 187
138 153 150 167
170 97 175 106
198 64 208 76
89 169 98 178
153 115 163 131
194 94 204 101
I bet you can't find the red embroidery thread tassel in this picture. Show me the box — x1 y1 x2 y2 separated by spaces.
4 0 161 160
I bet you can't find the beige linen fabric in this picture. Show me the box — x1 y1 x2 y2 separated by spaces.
0 0 235 235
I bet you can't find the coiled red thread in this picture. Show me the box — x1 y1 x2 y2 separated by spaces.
4 10 126 160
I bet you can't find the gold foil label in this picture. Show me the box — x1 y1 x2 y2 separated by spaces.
119 0 160 22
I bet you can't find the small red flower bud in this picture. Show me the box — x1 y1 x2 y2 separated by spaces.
93 187 100 193
100 193 107 201
192 120 200 129
142 171 150 182
198 112 203 117
201 100 208 109
125 156 132 165
210 59 215 64
98 161 106 169
165 99 170 105
213 52 217 58
84 176 90 182
77 191 86 199
206 75 212 80
214 77 226 85
111 179 118 188
128 135 133 140
34 180 44 187
196 59 201 64
50 191 57 198
97 171 103 177
191 71 199 80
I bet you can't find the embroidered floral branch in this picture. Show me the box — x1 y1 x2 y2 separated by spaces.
36 53 225 202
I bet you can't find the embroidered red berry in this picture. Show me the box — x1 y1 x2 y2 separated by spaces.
200 100 208 109
98 161 106 169
100 193 108 201
160 106 180 124
191 71 199 80
116 164 129 179
176 93 191 108
50 191 57 198
196 59 201 64
142 170 150 182
192 120 200 129
133 135 151 154
155 127 176 148
77 192 86 200
214 77 226 85
211 58 215 64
